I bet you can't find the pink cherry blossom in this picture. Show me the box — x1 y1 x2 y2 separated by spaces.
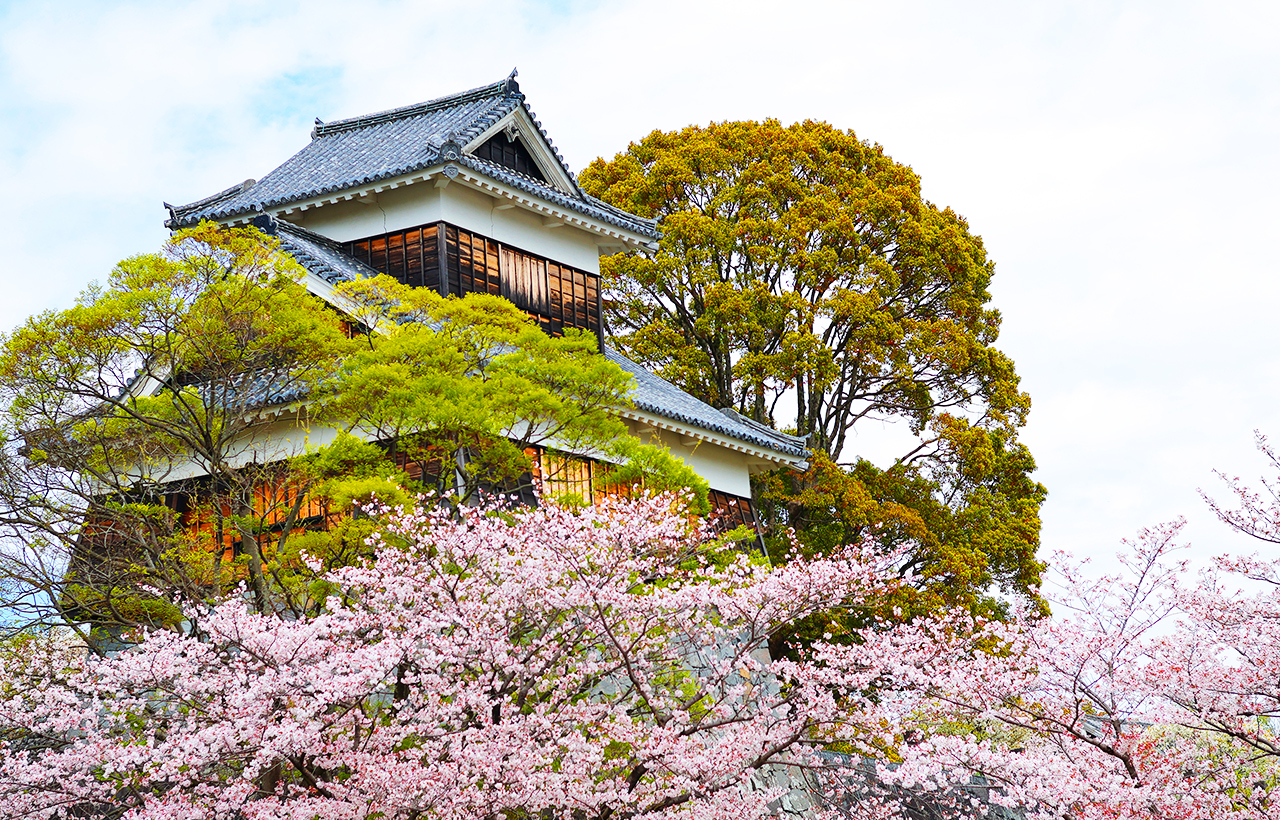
889 518 1280 819
0 495 988 820
8 478 1279 820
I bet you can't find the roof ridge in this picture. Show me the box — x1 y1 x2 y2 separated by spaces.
315 75 517 137
165 178 255 222
515 98 581 197
457 154 658 238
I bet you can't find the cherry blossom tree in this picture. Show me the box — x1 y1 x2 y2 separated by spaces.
0 493 995 820
12 439 1280 820
885 462 1280 820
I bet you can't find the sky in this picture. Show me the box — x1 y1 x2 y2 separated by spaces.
0 0 1276 574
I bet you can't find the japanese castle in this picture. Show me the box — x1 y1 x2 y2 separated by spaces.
164 72 808 531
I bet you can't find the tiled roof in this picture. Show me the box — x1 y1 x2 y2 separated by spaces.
166 74 659 240
274 219 378 285
459 154 656 238
207 368 313 413
605 349 809 461
112 368 313 418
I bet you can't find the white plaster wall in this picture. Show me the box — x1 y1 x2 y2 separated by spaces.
156 414 346 482
293 182 602 273
292 184 445 241
621 421 755 498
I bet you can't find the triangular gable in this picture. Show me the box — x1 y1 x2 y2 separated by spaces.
459 83 582 197
471 130 546 183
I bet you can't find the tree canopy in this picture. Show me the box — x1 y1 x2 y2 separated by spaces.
0 494 995 819
2 477 1274 820
0 224 703 643
580 120 1046 611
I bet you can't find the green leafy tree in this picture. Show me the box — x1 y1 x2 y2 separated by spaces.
0 224 704 647
580 120 1045 612
326 274 705 511
0 223 353 632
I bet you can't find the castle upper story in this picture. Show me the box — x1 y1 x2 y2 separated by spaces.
163 72 809 493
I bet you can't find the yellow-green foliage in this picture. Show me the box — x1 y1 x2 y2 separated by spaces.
327 275 715 507
0 222 727 632
583 121 1046 619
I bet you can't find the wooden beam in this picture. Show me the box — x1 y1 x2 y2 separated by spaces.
436 223 449 297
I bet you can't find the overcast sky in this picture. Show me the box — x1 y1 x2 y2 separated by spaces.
1 0 1276 573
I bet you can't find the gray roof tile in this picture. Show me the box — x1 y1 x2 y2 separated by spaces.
167 75 658 240
605 348 809 461
126 368 313 417
274 219 378 285
213 368 313 412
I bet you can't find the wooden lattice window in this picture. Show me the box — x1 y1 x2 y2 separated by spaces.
342 222 601 347
546 261 599 337
500 246 548 316
706 489 760 538
384 440 449 492
160 472 340 562
533 450 595 503
446 226 502 297
524 449 761 539
250 474 337 533
343 225 441 290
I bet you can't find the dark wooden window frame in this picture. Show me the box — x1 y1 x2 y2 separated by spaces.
342 222 603 350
